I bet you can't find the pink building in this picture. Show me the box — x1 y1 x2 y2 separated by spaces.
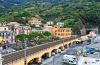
7 22 31 35
17 26 31 34
0 31 15 44
46 21 54 25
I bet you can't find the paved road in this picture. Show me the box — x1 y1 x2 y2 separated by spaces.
42 42 88 65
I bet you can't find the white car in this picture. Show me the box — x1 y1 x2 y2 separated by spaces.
62 54 77 64
58 49 61 53
51 52 56 56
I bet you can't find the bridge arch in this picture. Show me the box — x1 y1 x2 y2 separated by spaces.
58 46 64 51
64 44 68 48
41 52 50 61
51 49 58 56
28 58 39 65
69 42 72 47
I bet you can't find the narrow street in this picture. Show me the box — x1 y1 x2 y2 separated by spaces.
42 42 87 65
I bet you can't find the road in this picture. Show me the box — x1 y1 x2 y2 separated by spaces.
42 42 88 65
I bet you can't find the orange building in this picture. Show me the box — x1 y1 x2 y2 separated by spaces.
49 25 72 38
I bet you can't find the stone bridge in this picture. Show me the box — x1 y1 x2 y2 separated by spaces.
2 35 88 65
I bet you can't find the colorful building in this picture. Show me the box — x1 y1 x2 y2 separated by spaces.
57 22 64 27
16 26 31 35
0 26 9 31
28 17 42 27
0 36 3 43
49 25 72 38
0 31 15 43
46 21 54 26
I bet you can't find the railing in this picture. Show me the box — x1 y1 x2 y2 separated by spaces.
2 36 81 65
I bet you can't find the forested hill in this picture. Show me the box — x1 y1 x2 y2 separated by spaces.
0 0 100 34
0 0 69 13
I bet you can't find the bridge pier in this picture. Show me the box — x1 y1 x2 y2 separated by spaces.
47 52 51 58
38 57 42 63
62 47 64 51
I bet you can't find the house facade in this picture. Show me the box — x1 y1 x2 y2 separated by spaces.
28 17 42 27
49 25 72 38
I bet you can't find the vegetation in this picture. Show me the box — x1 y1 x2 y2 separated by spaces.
0 0 100 34
42 31 51 37
16 34 29 41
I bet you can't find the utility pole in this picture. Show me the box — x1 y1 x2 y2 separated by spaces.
53 55 54 65
24 38 27 65
62 38 64 49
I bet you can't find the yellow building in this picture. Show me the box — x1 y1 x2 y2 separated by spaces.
28 17 42 27
0 36 2 42
49 25 72 38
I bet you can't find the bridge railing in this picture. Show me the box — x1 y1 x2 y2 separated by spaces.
2 35 82 65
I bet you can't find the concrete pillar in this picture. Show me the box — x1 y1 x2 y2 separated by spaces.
62 47 64 50
71 43 73 46
64 45 67 48
37 57 41 63
67 44 69 48
55 49 58 54
47 52 51 58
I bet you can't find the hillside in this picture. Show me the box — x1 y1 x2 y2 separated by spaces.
0 0 100 34
0 0 70 13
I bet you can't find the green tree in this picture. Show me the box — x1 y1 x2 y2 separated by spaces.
16 34 29 41
30 24 36 28
39 36 49 44
15 11 32 17
28 32 42 40
42 31 51 37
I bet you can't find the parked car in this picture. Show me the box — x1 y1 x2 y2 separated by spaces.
62 54 77 64
58 49 61 53
51 52 56 56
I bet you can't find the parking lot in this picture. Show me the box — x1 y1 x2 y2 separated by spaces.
87 42 100 59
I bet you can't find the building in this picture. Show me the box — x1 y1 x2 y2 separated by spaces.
49 25 72 38
78 57 100 65
0 36 3 43
46 21 54 26
0 31 15 43
7 22 31 35
57 22 64 27
43 24 53 31
0 26 9 31
28 17 42 27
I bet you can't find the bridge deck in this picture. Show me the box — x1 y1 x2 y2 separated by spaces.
2 36 80 65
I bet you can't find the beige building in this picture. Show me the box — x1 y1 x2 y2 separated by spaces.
28 17 42 27
49 25 72 38
0 26 9 31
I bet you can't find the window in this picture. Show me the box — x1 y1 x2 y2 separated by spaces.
58 30 60 32
55 30 57 32
66 30 69 32
4 28 6 30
